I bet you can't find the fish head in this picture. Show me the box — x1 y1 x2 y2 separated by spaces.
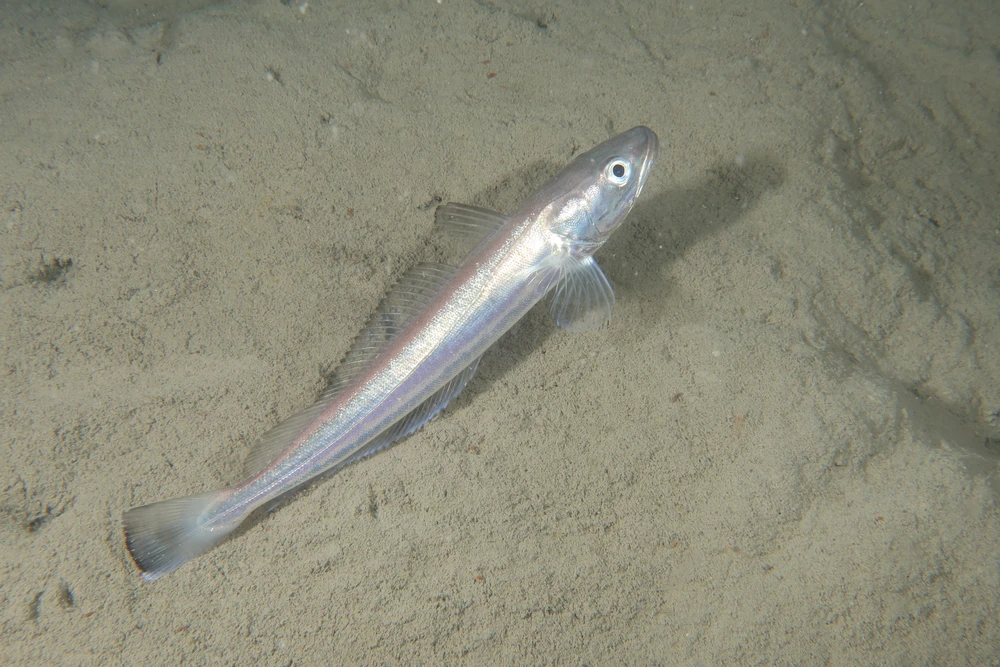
544 126 658 249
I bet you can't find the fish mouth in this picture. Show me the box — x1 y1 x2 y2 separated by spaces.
632 126 659 198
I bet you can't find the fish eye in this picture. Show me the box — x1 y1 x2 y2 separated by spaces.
606 159 631 186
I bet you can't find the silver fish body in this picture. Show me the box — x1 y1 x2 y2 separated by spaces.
123 126 658 580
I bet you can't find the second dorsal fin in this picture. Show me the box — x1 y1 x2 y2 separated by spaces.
242 262 459 477
321 262 459 397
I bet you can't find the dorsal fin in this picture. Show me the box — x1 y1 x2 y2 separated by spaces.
433 202 509 259
242 262 459 478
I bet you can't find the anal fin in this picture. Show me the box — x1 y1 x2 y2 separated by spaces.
340 355 482 469
256 355 483 512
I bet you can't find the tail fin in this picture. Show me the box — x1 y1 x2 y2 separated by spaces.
122 492 237 581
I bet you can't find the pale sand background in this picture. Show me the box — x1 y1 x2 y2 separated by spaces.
2 0 999 664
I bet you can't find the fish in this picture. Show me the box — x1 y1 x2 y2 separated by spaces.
122 126 658 580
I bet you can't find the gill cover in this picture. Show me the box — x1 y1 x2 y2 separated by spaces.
546 126 658 246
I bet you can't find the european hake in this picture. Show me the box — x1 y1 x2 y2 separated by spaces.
123 126 658 580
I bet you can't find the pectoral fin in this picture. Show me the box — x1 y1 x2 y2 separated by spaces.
549 256 615 332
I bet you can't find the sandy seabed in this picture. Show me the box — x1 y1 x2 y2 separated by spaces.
1 0 999 664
